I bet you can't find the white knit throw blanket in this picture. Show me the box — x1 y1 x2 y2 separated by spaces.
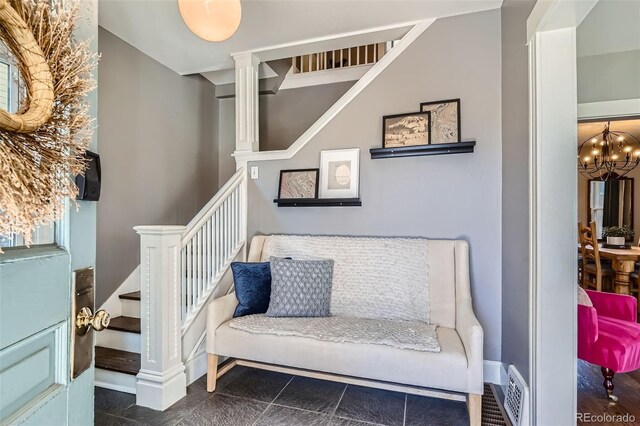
263 235 431 323
229 314 441 353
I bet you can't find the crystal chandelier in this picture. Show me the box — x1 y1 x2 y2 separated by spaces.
577 121 640 180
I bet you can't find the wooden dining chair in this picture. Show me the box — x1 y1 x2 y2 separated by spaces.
578 221 614 292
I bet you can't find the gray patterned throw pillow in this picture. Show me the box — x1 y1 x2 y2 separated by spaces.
266 257 334 317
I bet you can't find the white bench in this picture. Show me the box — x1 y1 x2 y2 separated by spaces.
206 235 484 425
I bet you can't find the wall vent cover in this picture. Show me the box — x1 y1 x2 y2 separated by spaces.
505 365 530 426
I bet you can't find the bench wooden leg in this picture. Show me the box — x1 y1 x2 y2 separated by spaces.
468 393 482 426
207 354 218 392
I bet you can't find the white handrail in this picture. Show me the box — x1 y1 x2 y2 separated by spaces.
182 168 245 244
233 19 435 165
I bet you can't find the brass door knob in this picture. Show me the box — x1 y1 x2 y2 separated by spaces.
76 307 110 335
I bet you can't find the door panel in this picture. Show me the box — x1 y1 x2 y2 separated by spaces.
0 249 71 425
0 249 69 349
0 323 62 421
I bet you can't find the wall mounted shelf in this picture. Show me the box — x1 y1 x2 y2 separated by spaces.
370 141 476 159
273 198 362 207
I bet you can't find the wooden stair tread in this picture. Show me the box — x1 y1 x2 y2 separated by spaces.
95 346 140 375
119 291 140 301
108 316 141 334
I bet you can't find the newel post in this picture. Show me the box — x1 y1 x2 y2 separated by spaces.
134 225 187 410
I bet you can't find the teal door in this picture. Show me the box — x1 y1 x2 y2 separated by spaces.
0 247 94 426
0 1 98 423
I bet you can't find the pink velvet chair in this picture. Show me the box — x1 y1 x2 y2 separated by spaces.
578 290 640 401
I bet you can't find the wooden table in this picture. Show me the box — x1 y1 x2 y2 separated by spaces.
586 245 640 295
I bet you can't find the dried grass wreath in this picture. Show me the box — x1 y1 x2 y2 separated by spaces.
0 0 97 246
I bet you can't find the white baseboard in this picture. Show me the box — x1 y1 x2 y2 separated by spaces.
95 368 137 394
185 352 208 386
483 360 507 386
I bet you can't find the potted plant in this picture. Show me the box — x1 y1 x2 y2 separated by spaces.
602 226 634 246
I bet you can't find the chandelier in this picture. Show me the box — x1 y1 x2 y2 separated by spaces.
577 121 640 180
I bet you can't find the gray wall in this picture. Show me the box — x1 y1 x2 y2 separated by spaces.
500 0 535 383
260 82 355 151
246 10 503 361
97 28 219 305
217 82 355 186
219 98 236 187
578 49 640 104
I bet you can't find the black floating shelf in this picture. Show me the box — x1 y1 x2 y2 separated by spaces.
274 198 362 207
370 141 476 159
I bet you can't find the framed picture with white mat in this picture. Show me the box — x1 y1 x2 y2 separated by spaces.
319 148 360 199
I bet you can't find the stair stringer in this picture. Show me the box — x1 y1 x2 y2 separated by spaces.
232 18 436 166
181 249 240 385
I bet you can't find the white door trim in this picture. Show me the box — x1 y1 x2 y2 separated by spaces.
527 1 599 425
577 98 640 120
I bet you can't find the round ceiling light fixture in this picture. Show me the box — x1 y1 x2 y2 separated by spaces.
178 0 241 42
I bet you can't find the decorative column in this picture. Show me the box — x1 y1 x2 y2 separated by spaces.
233 52 260 158
232 53 258 259
134 225 187 411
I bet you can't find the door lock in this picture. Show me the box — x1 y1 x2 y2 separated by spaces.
71 267 109 380
76 307 110 335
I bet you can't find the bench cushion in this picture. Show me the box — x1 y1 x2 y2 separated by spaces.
215 320 468 392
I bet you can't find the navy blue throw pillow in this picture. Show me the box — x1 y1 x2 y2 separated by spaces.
231 262 272 318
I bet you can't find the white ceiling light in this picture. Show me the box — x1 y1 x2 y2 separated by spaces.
178 0 241 42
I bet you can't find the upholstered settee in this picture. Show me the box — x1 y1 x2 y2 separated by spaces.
206 235 484 425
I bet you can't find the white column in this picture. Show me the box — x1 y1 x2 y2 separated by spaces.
529 29 578 426
234 52 260 157
134 225 187 411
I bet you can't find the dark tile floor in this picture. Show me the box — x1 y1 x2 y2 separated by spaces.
94 366 470 426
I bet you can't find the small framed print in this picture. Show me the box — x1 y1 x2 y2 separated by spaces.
420 98 461 144
278 169 319 199
382 111 431 148
319 148 360 199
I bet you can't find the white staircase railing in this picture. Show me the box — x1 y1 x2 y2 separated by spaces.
134 168 247 410
180 168 246 329
291 42 394 74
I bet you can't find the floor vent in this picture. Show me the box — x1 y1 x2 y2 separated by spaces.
505 365 530 426
482 384 509 426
